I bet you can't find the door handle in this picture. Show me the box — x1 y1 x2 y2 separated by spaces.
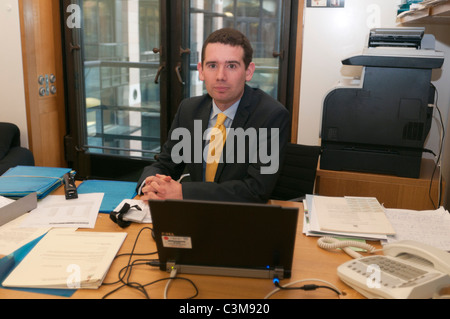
175 62 185 85
273 50 284 59
175 47 190 85
153 47 165 83
154 64 165 84
179 47 191 56
70 43 81 53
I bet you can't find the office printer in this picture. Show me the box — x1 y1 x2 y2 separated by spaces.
320 28 444 178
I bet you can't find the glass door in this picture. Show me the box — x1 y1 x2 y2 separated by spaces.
83 0 162 156
62 0 298 181
64 0 165 180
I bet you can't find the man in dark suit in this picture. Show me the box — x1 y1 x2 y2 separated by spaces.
137 28 290 203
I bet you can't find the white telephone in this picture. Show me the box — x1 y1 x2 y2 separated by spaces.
336 240 450 299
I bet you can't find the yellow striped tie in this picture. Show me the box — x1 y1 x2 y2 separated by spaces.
205 113 227 182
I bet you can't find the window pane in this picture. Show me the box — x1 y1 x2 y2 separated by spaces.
82 0 161 159
189 0 283 99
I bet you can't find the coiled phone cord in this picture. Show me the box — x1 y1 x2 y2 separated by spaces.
317 236 378 259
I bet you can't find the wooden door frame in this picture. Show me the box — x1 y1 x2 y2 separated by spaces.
19 0 67 167
291 0 304 144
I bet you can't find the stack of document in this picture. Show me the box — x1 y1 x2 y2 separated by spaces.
303 195 395 241
2 229 127 289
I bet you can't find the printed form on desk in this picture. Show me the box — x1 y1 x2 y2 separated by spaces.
0 214 50 256
312 196 396 235
303 195 389 240
18 193 104 229
384 207 450 251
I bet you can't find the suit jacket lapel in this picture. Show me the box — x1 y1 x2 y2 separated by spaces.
193 98 212 181
230 85 252 130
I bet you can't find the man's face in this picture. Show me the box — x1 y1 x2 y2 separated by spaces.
198 43 255 111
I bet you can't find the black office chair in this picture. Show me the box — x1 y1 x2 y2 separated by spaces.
0 123 35 175
270 142 321 201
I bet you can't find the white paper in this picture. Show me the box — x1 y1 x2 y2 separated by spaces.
385 207 450 251
2 229 127 289
312 196 395 235
19 193 104 229
304 196 388 240
0 214 50 256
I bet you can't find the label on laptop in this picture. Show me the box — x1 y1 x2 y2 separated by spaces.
162 235 192 249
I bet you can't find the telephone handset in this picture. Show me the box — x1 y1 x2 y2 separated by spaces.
382 240 450 275
335 239 450 299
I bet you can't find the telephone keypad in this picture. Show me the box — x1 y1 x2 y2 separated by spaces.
346 256 428 288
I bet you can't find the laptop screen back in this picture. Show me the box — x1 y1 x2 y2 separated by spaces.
149 199 299 279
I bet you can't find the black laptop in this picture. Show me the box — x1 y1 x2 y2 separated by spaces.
148 199 299 279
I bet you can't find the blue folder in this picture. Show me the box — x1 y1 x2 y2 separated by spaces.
0 166 72 199
77 180 137 213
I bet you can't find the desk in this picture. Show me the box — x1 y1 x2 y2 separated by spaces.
0 193 380 299
316 159 444 211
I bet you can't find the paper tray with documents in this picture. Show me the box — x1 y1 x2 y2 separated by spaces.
303 195 394 241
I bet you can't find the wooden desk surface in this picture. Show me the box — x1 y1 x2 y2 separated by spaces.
0 195 380 299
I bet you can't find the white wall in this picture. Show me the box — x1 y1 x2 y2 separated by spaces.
298 0 450 207
0 0 28 147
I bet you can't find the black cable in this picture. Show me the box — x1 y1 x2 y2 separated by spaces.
101 226 199 299
423 148 437 157
428 84 445 209
102 227 157 286
103 263 199 299
102 227 156 298
273 278 341 296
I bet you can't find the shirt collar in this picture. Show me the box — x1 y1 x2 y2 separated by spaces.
210 99 240 122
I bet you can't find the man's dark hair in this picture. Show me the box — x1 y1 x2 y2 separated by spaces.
201 28 253 69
